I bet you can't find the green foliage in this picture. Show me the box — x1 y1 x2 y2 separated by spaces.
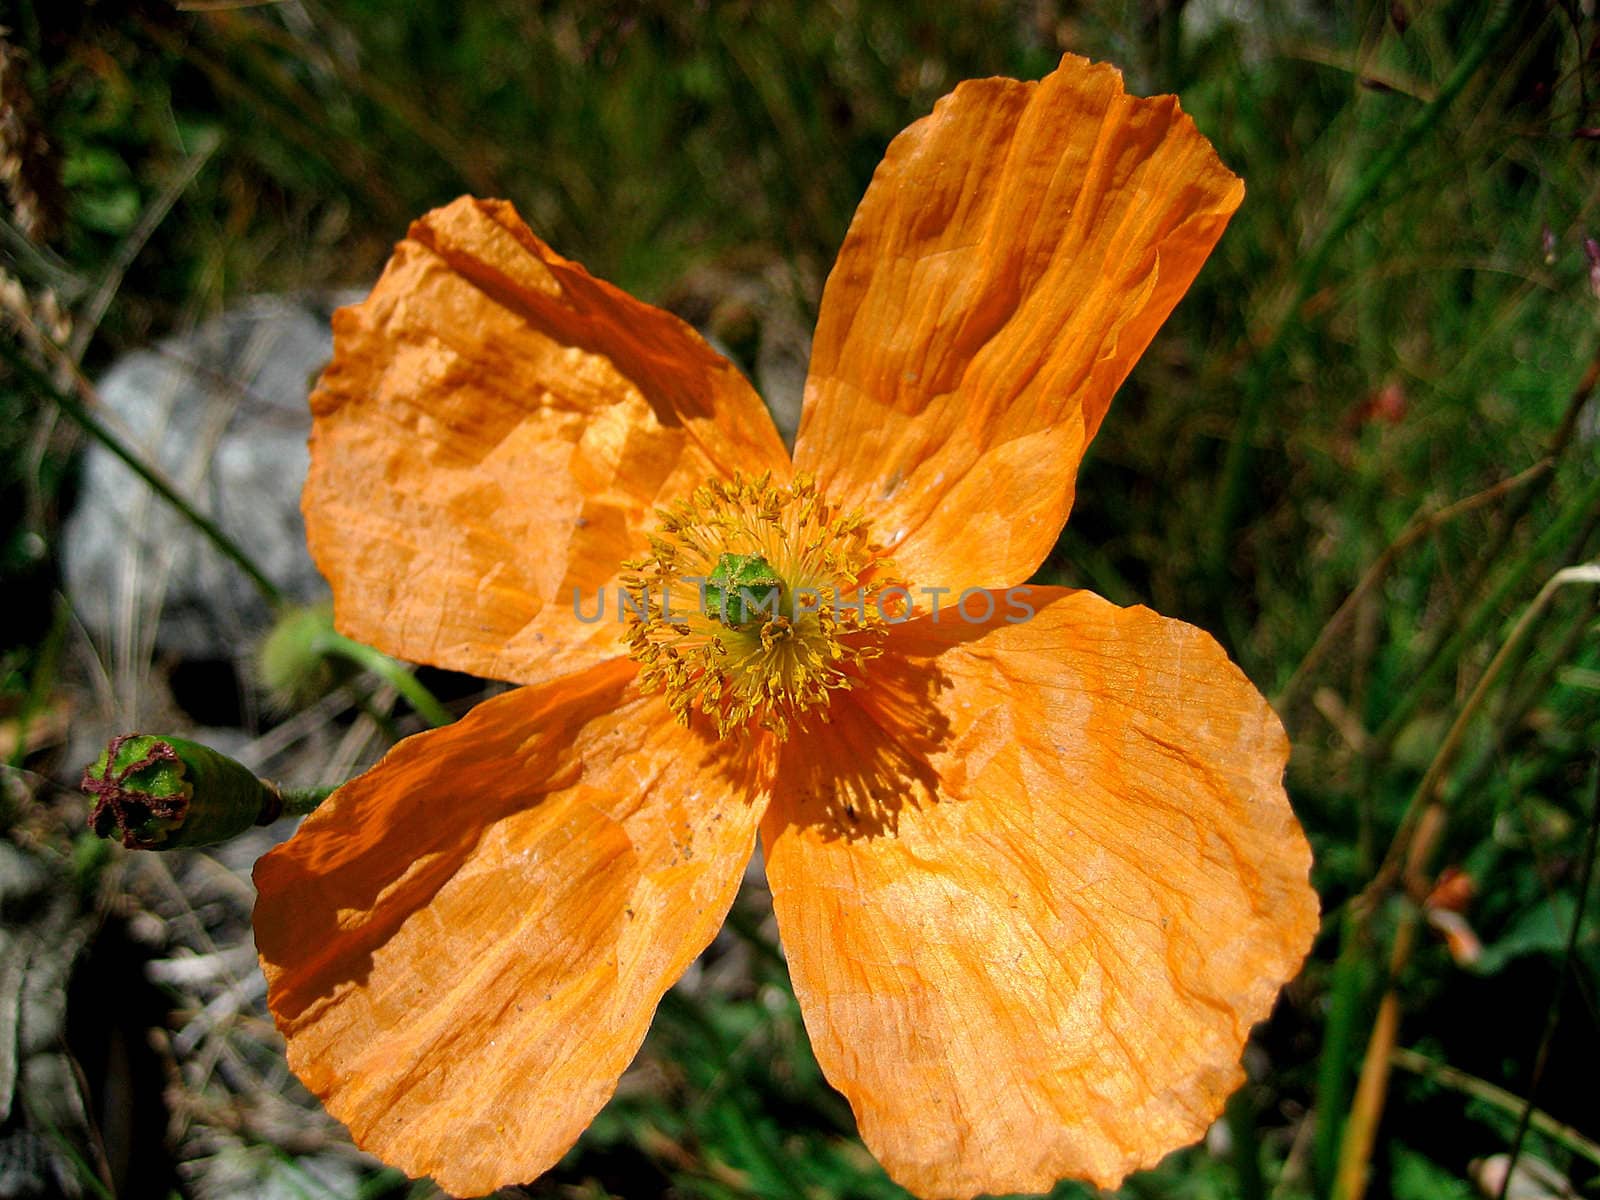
1390 1147 1477 1200
1476 892 1600 980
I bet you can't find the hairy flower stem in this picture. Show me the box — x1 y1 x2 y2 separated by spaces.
275 785 335 817
313 630 454 728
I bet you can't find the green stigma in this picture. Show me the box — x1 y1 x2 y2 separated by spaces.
704 552 784 628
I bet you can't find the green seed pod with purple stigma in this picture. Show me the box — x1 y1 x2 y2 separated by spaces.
81 733 282 850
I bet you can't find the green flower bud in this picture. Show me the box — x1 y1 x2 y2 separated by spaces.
255 604 453 727
81 734 280 850
257 604 350 711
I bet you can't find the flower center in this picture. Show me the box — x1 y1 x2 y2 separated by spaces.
623 473 904 739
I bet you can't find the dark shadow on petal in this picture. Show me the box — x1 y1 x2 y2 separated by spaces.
254 661 631 1024
765 608 1003 841
255 660 774 1031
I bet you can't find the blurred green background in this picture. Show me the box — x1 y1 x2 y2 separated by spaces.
1 1 1597 1198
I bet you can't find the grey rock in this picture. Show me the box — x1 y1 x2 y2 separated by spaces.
63 295 357 660
754 297 809 448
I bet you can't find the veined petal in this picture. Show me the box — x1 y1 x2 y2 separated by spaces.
304 197 790 685
795 56 1242 594
763 589 1316 1199
254 661 767 1196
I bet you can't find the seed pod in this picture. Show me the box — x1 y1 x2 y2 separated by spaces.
81 734 280 850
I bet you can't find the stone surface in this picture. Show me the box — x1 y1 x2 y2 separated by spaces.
63 295 355 660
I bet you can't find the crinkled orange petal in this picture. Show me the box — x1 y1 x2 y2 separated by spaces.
763 588 1317 1199
304 196 790 685
795 56 1243 594
254 661 767 1197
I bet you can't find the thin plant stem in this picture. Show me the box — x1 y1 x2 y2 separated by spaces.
1278 458 1552 712
136 16 405 224
1368 562 1600 903
722 907 789 975
1 336 285 605
1207 0 1518 581
236 6 504 195
10 336 458 740
350 688 405 747
316 631 454 728
1314 908 1370 1196
1497 597 1598 736
7 594 67 771
0 211 84 299
1372 470 1600 755
655 991 811 1200
1497 760 1600 1199
1373 344 1600 721
23 1098 115 1200
1446 598 1600 829
68 129 221 362
1332 909 1415 1200
1226 1086 1265 1200
274 785 336 817
1389 1046 1600 1169
1331 563 1600 1200
8 321 454 731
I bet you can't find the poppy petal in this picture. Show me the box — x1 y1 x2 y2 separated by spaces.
795 56 1243 594
254 661 767 1196
763 588 1316 1198
304 196 790 685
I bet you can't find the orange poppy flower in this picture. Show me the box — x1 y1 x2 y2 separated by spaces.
254 54 1318 1199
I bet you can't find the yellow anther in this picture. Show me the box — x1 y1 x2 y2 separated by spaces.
623 473 903 739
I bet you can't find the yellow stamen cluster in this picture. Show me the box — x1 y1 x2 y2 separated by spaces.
623 473 904 739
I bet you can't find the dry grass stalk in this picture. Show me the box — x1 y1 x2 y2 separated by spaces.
0 28 63 243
